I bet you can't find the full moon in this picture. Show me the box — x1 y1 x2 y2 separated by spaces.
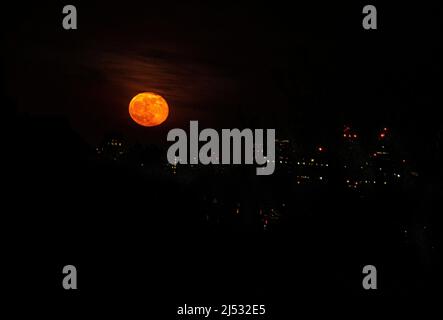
129 92 169 127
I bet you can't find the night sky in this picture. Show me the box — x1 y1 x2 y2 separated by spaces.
4 1 441 151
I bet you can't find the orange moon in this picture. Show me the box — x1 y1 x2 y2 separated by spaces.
129 92 169 127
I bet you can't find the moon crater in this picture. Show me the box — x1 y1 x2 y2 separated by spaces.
129 92 169 127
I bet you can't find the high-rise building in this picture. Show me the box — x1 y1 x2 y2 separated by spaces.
96 134 127 161
371 127 403 186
